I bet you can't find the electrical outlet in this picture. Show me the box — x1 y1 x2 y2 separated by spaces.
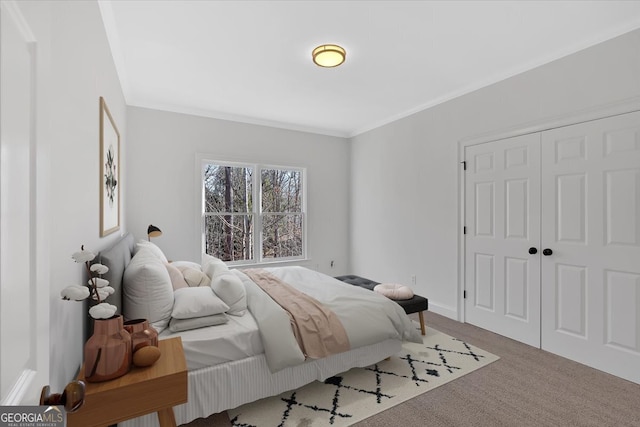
411 275 416 285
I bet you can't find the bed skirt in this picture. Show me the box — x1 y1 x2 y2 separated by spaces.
120 338 402 427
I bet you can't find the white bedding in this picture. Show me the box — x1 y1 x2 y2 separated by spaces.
121 264 422 427
161 266 421 372
239 266 422 371
159 311 263 369
266 266 421 347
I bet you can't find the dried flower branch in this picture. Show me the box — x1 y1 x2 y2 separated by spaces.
62 245 117 319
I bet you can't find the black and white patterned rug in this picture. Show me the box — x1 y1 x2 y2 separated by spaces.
228 328 499 427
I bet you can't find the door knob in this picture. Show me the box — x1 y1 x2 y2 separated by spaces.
528 247 538 255
40 380 85 413
543 248 553 256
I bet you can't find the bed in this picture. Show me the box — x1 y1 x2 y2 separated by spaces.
96 233 422 427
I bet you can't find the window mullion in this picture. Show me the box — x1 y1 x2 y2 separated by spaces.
254 165 262 264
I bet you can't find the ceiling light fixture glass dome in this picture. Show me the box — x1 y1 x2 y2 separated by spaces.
312 44 346 68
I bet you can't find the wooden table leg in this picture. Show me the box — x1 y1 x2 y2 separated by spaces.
157 407 177 427
418 311 426 335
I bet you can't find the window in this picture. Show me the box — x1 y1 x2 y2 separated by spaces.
202 161 305 264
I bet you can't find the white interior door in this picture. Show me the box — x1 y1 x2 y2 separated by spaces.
464 133 541 347
0 1 46 404
541 110 640 384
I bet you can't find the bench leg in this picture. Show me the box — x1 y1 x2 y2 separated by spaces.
418 311 426 335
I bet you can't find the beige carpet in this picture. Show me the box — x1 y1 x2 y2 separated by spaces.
226 328 497 426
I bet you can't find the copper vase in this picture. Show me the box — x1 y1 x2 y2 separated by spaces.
123 318 158 353
84 315 132 382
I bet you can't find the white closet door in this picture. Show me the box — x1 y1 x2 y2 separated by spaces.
465 133 541 347
541 110 640 384
0 1 45 404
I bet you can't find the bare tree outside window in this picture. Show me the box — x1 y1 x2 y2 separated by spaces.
261 168 303 259
203 164 253 261
203 162 304 263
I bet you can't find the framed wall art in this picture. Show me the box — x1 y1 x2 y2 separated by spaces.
99 96 120 237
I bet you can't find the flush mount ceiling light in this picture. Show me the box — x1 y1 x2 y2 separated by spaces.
312 44 346 68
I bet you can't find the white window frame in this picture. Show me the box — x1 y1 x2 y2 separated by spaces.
199 158 307 266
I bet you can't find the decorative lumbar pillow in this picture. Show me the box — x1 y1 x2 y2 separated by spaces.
211 272 247 316
123 248 174 333
373 283 415 301
165 263 189 290
169 313 229 332
177 266 210 287
172 287 229 319
202 254 228 278
135 240 168 263
170 260 202 271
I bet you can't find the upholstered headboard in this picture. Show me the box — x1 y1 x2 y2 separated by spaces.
96 232 135 317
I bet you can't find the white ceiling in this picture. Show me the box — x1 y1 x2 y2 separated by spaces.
100 1 640 137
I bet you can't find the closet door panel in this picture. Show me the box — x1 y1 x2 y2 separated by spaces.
555 174 586 244
465 133 541 347
541 110 640 384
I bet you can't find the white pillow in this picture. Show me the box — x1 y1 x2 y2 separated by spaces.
211 272 247 316
202 253 229 278
136 240 168 263
169 313 229 332
123 248 174 333
172 287 229 319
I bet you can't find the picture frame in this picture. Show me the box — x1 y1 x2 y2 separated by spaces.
99 96 120 237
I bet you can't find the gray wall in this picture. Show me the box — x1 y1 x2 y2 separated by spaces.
125 107 350 275
350 28 640 318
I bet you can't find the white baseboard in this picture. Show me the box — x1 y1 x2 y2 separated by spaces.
428 302 458 321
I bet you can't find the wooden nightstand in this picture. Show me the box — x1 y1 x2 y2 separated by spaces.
68 337 187 427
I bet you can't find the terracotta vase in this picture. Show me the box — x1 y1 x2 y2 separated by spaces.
84 315 132 382
123 318 158 353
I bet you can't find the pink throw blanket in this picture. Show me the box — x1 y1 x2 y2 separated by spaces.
243 268 350 359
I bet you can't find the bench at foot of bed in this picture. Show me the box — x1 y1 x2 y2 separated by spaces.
334 275 429 335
